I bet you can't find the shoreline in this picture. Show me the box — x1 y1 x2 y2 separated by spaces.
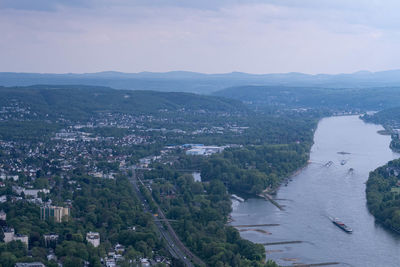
257 160 310 209
230 114 400 267
265 159 311 195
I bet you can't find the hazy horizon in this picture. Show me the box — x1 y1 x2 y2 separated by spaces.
1 69 399 76
2 1 400 74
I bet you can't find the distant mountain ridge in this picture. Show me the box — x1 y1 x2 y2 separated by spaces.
3 70 400 93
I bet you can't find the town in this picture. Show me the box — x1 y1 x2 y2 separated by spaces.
0 99 245 267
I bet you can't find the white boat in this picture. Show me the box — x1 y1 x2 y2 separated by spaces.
231 194 244 202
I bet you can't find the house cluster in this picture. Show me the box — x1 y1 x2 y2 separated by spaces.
85 231 171 267
54 129 97 142
0 173 19 181
6 186 50 205
0 108 251 191
2 227 29 247
102 243 125 267
0 136 128 186
1 210 29 247
1 225 170 267
0 109 250 266
13 186 49 197
0 102 36 122
136 156 162 169
0 204 69 245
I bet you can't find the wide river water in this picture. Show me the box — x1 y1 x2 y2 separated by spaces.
230 115 400 267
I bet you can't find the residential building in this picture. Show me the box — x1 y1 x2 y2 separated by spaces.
140 258 150 267
115 243 125 254
13 187 49 198
105 258 116 267
3 227 29 247
40 205 70 222
13 234 29 247
24 189 49 198
0 209 6 220
86 231 100 247
43 234 59 248
47 251 57 261
15 262 45 267
3 227 14 242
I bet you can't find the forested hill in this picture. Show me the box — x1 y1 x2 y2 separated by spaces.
0 85 247 121
213 85 400 111
362 107 400 126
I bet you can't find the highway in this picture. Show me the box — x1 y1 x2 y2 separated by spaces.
129 173 205 267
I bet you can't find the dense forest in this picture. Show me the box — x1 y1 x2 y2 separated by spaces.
366 159 400 233
144 165 278 267
201 143 310 194
0 86 247 120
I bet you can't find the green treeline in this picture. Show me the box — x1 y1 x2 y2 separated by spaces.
0 121 62 141
201 143 310 194
366 159 400 233
363 109 400 234
142 142 312 265
214 85 400 111
144 166 278 267
0 86 247 120
362 108 400 152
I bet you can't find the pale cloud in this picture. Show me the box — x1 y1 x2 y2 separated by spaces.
1 0 400 73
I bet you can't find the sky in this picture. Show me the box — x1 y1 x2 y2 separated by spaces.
1 0 400 74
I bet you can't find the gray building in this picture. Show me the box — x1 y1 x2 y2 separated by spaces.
15 263 46 267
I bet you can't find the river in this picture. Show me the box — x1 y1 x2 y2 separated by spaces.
230 115 400 267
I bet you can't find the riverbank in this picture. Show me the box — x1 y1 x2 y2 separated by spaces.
230 115 400 267
258 161 311 210
360 113 400 153
366 158 400 234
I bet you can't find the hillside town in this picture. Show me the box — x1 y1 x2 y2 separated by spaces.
0 105 232 266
